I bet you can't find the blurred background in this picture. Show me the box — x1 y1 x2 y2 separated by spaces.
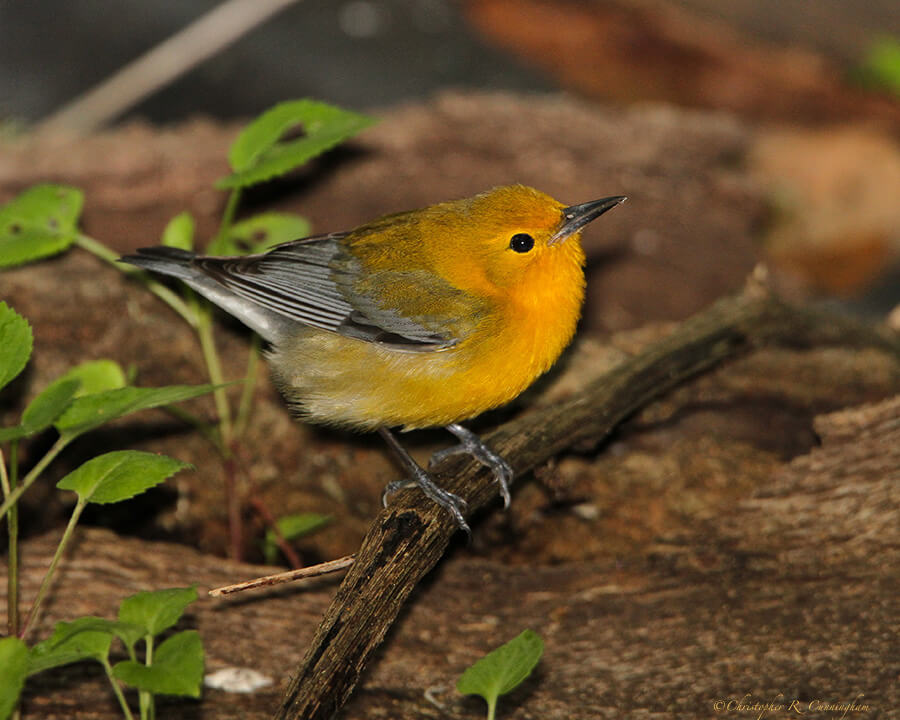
0 0 898 123
2 0 899 311
0 0 549 122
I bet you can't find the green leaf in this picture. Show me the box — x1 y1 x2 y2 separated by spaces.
118 586 198 637
217 100 375 189
457 630 544 718
54 383 218 437
21 378 80 429
263 513 331 565
0 185 83 267
859 37 900 96
112 630 204 698
0 377 80 443
57 450 190 505
27 618 115 675
34 616 145 661
162 212 195 251
58 359 127 396
207 212 311 256
0 359 127 442
0 637 28 720
0 301 32 392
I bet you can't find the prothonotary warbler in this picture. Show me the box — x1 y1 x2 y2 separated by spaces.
122 185 625 532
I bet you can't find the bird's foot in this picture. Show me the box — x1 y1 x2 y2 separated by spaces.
382 470 469 534
379 427 470 533
429 423 513 508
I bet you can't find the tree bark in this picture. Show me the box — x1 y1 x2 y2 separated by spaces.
272 279 900 719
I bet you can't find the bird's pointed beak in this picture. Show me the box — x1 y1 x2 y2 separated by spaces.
549 196 627 245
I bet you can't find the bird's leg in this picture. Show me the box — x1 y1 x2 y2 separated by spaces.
378 427 470 533
429 424 513 508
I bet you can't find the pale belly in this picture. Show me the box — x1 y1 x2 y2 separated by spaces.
268 316 574 431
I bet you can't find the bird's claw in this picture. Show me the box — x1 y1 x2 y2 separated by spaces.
430 424 514 508
379 423 514 535
382 469 470 534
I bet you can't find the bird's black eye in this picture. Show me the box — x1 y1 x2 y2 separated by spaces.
509 233 535 253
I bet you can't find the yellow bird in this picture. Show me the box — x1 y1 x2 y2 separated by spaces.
122 185 624 531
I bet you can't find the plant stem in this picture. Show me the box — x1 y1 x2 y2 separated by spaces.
1 445 19 637
0 434 71 523
164 405 222 451
487 697 497 720
194 185 244 449
217 188 242 240
139 683 150 720
20 497 87 638
76 234 197 327
234 333 261 439
196 302 233 450
102 658 136 720
145 634 154 668
223 455 243 561
139 634 156 720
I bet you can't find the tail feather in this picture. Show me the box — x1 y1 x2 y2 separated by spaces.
119 247 199 281
118 247 288 343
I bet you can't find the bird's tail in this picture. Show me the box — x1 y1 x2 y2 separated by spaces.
119 246 199 281
118 246 287 342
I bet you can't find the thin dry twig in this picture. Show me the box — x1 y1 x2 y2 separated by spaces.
209 555 355 597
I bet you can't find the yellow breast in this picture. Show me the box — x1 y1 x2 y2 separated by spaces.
270 236 585 431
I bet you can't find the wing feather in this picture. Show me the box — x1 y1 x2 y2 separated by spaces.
192 233 477 350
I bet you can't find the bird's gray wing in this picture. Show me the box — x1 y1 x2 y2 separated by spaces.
188 233 477 350
194 233 355 334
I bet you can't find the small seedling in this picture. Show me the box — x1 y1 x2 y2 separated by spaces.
457 629 544 720
8 586 204 720
0 302 213 719
262 512 331 565
0 98 375 563
0 98 374 718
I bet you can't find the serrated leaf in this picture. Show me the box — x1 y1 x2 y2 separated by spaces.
2 360 128 441
0 377 81 443
57 450 190 505
21 377 80 429
54 383 217 436
162 212 195 251
217 100 375 189
113 630 204 698
457 630 544 714
107 620 147 652
263 513 331 565
207 212 311 256
32 617 145 663
27 618 114 675
119 586 198 637
0 637 28 720
0 185 83 267
58 359 127 397
0 301 32 392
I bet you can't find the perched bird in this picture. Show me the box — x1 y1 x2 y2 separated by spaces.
121 185 624 531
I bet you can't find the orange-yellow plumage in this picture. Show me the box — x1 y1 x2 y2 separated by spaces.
123 184 623 528
268 185 588 430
